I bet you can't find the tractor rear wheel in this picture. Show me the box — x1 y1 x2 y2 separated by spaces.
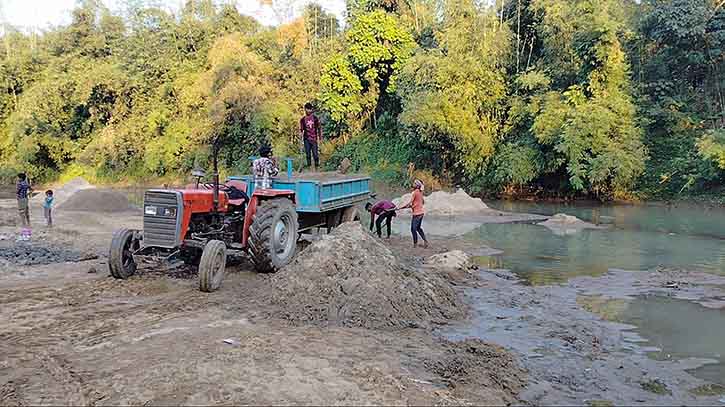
198 240 227 293
248 198 298 273
341 205 361 223
109 229 140 279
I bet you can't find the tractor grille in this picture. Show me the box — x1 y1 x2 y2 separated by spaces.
143 190 182 248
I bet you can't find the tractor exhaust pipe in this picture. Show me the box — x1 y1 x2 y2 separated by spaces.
212 136 220 214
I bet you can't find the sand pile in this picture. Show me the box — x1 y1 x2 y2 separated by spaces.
538 213 604 235
424 251 481 286
269 222 463 330
425 250 474 271
32 177 95 207
424 339 526 405
393 188 489 217
57 189 135 213
542 213 583 224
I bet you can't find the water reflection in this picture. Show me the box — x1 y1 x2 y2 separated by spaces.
582 295 725 386
471 255 505 269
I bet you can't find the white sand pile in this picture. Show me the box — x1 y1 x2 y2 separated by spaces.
32 177 95 207
538 213 604 235
542 214 582 224
393 188 489 217
425 250 473 271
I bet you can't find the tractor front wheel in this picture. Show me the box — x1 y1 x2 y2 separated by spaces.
109 229 141 279
198 240 227 293
248 198 298 273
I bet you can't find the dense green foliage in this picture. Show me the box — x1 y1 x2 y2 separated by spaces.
0 0 723 201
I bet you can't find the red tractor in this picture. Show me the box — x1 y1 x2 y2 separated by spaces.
109 149 371 292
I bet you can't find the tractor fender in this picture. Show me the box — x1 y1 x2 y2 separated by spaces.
241 190 296 247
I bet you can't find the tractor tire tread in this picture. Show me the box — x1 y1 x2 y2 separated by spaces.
199 240 227 293
248 198 297 273
109 228 137 279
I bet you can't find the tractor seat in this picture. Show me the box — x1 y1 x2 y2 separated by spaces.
225 180 248 206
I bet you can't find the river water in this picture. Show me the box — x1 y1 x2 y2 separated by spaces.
468 201 725 285
461 201 725 388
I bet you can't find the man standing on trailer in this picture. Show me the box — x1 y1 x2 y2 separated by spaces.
300 102 322 170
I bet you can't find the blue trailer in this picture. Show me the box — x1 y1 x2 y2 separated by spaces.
228 172 371 233
228 157 372 233
229 174 371 212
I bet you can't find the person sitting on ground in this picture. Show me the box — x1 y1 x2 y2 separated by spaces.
366 199 396 239
397 179 428 248
252 146 279 188
43 190 54 227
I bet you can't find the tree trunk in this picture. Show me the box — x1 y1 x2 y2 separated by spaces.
516 0 521 73
500 0 505 30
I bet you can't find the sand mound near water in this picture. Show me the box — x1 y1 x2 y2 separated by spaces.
425 339 527 405
538 213 604 235
426 250 474 271
269 222 463 329
393 188 489 217
57 189 135 213
542 213 584 225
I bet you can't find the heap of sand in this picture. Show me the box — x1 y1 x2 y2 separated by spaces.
269 222 463 330
393 188 489 217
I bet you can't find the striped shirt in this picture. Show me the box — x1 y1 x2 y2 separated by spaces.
16 180 30 199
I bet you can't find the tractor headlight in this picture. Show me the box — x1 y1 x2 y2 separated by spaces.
145 205 157 215
164 208 177 217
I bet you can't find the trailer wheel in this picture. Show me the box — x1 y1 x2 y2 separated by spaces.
249 198 298 273
109 229 140 279
199 240 227 292
341 206 361 223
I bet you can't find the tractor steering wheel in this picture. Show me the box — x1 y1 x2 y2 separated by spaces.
202 182 227 190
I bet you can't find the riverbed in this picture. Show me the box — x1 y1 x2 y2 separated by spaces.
407 200 725 405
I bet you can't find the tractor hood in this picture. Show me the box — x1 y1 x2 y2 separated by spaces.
178 189 229 213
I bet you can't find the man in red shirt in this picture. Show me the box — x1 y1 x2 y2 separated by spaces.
300 102 322 170
366 199 396 239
